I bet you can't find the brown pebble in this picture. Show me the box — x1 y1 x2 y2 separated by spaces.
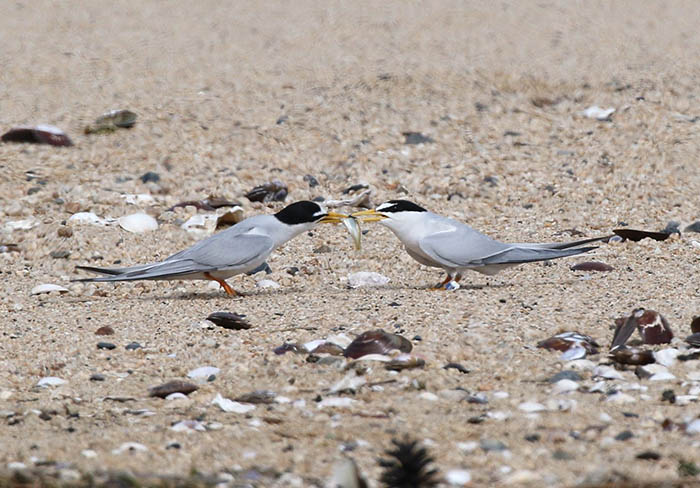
148 380 198 398
570 261 613 272
57 227 73 238
206 312 251 330
95 326 115 336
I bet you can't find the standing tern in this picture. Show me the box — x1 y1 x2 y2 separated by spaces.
353 200 604 289
75 201 348 296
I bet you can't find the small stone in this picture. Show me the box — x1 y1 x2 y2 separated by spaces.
445 469 471 485
552 449 575 460
524 434 540 442
402 131 434 144
419 392 439 402
140 172 160 183
50 250 70 259
206 312 251 330
593 365 624 380
148 380 198 398
234 390 277 404
636 451 661 460
97 342 116 350
615 430 634 441
57 227 73 238
81 450 97 458
649 371 676 381
684 221 700 233
519 401 546 413
303 174 319 187
606 392 635 404
686 419 700 434
570 261 613 272
89 374 105 382
661 390 676 403
480 439 507 452
316 397 356 409
95 326 115 336
552 379 579 394
125 342 141 350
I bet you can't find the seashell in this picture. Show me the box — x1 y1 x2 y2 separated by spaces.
685 333 700 347
206 312 250 330
612 228 670 242
2 124 73 146
636 309 673 344
653 349 679 368
691 316 700 334
537 331 599 355
610 347 655 365
68 212 114 226
36 377 66 388
245 180 287 202
211 393 256 413
634 363 669 380
165 392 188 401
31 284 69 295
581 106 615 121
309 341 345 356
560 345 587 361
347 271 390 288
344 330 412 359
148 380 198 398
118 213 158 233
187 366 220 380
181 214 218 236
385 354 425 371
443 363 470 374
171 420 206 432
330 371 367 394
111 442 148 455
0 243 20 253
234 390 277 404
341 217 362 251
325 188 373 209
215 207 244 228
95 326 114 336
570 261 613 272
593 365 624 380
97 109 136 127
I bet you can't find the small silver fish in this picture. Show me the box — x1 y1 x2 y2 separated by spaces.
341 217 362 250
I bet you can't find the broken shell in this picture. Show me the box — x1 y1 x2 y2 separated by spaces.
570 261 613 272
341 217 362 251
84 109 137 134
344 330 412 359
537 332 600 355
610 347 655 365
245 180 287 203
385 354 425 371
148 380 198 398
118 213 158 233
309 342 345 356
347 271 390 288
2 124 73 146
211 393 256 413
215 207 245 228
637 309 673 344
612 229 671 242
30 284 69 295
206 312 250 330
691 316 700 334
581 106 615 121
685 333 700 347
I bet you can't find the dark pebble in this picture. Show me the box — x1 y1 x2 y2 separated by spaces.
95 326 115 336
286 266 299 276
303 174 319 187
552 450 575 460
50 250 70 259
443 362 470 374
312 196 325 202
636 451 661 461
402 131 435 145
525 434 540 442
466 394 488 404
548 370 582 383
313 244 332 254
467 415 486 424
97 342 116 350
148 380 198 398
276 115 288 124
234 390 277 404
570 261 613 272
661 389 676 404
140 171 160 183
388 301 401 307
245 262 271 275
622 412 639 418
166 442 181 450
691 316 700 334
206 312 251 330
412 335 422 341
38 411 52 421
125 342 141 351
207 374 216 382
615 430 634 441
90 374 105 382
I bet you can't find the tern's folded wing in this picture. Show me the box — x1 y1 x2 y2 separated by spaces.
417 229 511 267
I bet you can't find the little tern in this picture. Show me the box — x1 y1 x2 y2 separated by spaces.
75 201 347 296
353 200 603 288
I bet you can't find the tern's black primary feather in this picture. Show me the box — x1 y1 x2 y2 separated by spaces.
377 200 427 213
274 200 326 225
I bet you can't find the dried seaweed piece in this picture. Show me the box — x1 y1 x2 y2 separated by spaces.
612 228 671 242
2 125 73 146
379 437 439 488
148 380 198 398
610 347 655 365
168 197 241 212
570 261 614 272
691 316 700 334
344 330 412 359
245 180 288 202
206 312 251 330
537 331 600 354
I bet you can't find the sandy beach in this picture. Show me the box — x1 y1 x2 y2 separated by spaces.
1 1 700 486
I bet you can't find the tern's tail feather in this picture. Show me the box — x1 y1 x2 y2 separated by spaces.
73 260 200 282
513 235 611 250
480 245 597 266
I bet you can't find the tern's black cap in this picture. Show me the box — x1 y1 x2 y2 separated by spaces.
377 200 427 213
274 201 326 225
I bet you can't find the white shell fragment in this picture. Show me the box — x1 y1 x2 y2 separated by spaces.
653 348 679 368
256 279 280 289
171 420 206 432
347 271 390 288
31 284 69 295
181 214 218 236
593 365 624 380
67 212 114 226
518 401 546 413
445 469 472 485
118 213 158 233
317 397 356 409
4 218 39 232
560 345 586 361
187 366 220 380
211 393 256 413
582 105 615 120
121 194 155 205
341 217 362 250
36 377 66 387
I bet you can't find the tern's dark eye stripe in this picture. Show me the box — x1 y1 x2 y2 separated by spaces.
379 200 427 213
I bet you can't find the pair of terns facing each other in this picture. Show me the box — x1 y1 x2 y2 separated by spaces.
76 199 600 295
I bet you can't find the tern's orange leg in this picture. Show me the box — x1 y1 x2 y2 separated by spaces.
204 273 239 297
430 275 453 290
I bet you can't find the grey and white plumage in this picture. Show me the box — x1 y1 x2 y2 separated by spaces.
353 200 603 287
74 201 347 296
